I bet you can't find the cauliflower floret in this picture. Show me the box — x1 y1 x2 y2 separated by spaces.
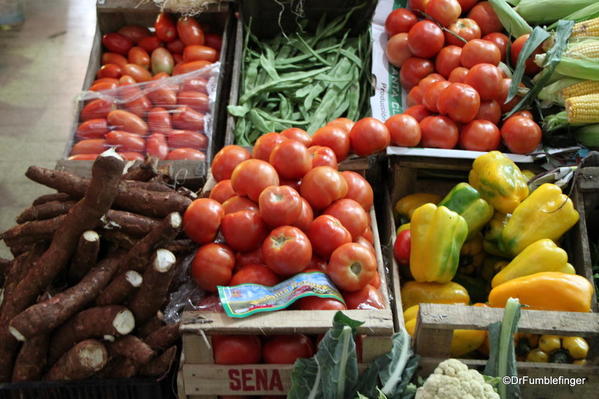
415 359 500 399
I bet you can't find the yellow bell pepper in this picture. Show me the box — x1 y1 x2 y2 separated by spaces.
499 183 580 256
489 272 594 312
491 239 575 287
469 151 529 214
397 222 410 234
483 212 512 258
479 256 509 283
410 204 468 283
521 169 537 181
539 335 562 353
438 183 494 239
527 348 549 362
401 280 470 310
460 233 485 275
394 193 441 219
403 304 486 356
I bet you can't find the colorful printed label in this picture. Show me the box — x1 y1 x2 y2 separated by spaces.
218 271 344 318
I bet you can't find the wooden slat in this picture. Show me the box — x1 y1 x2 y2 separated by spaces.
96 0 227 13
181 309 394 336
417 304 599 336
578 167 599 192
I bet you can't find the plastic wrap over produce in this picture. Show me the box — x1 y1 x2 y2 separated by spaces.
70 63 220 161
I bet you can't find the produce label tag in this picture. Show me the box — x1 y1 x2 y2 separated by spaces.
218 271 344 318
370 0 407 122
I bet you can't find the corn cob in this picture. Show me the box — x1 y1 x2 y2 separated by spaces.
571 17 599 38
566 40 599 58
565 94 599 123
561 80 599 99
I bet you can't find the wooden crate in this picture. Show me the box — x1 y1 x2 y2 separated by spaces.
56 0 237 189
177 204 403 398
381 157 599 397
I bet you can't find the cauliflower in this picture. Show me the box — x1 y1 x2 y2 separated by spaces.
415 359 500 399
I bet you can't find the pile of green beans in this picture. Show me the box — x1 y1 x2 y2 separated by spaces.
228 12 372 145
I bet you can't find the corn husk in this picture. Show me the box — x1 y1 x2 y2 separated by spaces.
516 0 597 24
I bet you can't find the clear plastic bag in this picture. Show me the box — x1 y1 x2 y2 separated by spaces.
70 63 220 162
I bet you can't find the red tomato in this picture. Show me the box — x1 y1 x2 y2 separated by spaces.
437 82 480 123
177 17 205 46
262 226 312 276
263 335 315 364
124 96 152 118
155 13 177 42
81 99 114 121
71 139 106 155
327 243 377 292
295 296 347 310
311 125 350 161
369 271 382 289
128 47 150 69
102 33 133 55
253 132 287 161
102 52 128 67
231 159 280 202
385 8 418 35
386 113 422 147
496 78 522 112
209 180 236 204
171 106 204 131
435 46 462 79
236 248 264 269
460 39 500 67
151 47 174 75
280 127 311 147
308 215 352 259
211 145 251 182
107 109 148 135
341 171 374 211
270 140 312 180
423 80 451 113
118 151 144 161
166 39 184 54
426 0 462 27
327 118 355 134
147 107 171 132
408 0 431 12
183 198 224 244
181 76 208 93
511 34 543 75
138 36 162 53
97 63 122 79
105 131 145 152
205 33 222 51
394 230 411 265
418 73 445 92
307 145 338 169
445 18 480 47
165 148 205 160
467 1 502 35
407 20 444 58
343 284 385 310
420 115 459 148
513 110 533 119
118 25 150 44
448 66 469 83
183 45 218 63
172 60 212 75
349 117 391 157
362 226 374 244
230 264 280 286
222 210 268 252
258 185 302 227
76 119 108 139
483 32 508 61
222 196 259 215
460 120 501 151
146 133 168 159
122 63 152 82
400 57 434 90
213 335 261 365
292 198 314 233
464 63 502 100
300 166 348 210
146 85 176 107
501 115 542 154
324 199 369 240
92 77 119 86
476 100 501 124
407 86 423 106
404 104 432 122
191 243 234 292
457 0 477 12
167 131 208 150
386 33 412 68
89 80 118 92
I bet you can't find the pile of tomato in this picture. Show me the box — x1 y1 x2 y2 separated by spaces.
384 0 543 154
70 13 223 161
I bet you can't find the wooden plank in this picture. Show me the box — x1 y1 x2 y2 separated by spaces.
578 167 599 192
97 0 227 13
383 189 405 330
417 304 599 336
181 309 394 336
182 334 213 364
361 335 392 363
415 309 452 358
